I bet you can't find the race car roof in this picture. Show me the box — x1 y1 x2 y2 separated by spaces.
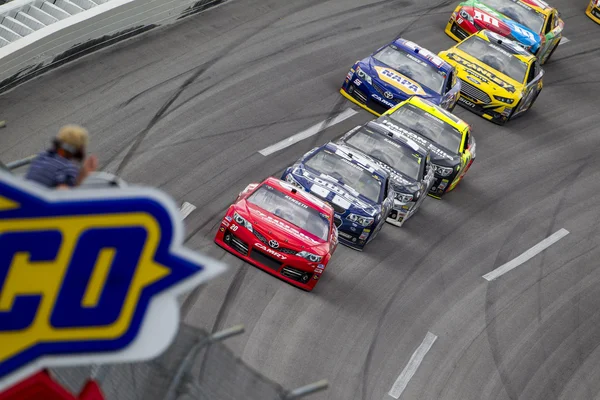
261 176 334 214
318 142 390 181
392 38 455 75
362 121 429 158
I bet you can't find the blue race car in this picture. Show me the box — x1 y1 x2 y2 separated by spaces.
281 142 394 251
340 38 462 116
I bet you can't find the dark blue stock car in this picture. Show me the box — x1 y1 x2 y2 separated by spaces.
281 142 394 251
340 38 462 116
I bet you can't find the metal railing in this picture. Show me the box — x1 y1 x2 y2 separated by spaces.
49 323 329 400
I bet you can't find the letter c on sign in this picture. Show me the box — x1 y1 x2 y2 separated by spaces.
0 231 62 331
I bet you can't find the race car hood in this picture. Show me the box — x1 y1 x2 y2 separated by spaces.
439 48 522 96
461 1 542 52
360 57 443 103
234 200 330 254
376 117 461 167
290 165 380 217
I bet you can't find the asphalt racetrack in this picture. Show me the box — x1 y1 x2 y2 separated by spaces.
1 1 600 399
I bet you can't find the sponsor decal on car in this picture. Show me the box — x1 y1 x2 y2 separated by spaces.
374 66 427 95
372 93 396 108
379 120 454 160
255 242 287 260
459 97 477 108
446 53 516 93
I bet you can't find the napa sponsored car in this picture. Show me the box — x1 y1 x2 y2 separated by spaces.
341 38 461 116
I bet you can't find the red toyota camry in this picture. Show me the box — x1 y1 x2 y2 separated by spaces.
214 177 339 291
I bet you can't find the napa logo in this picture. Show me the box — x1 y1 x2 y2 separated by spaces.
0 171 226 391
374 66 427 95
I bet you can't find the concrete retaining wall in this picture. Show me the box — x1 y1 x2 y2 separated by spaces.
0 0 227 94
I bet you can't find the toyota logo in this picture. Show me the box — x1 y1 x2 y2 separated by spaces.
384 91 394 99
268 240 279 249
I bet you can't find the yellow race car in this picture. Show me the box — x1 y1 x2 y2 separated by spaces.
587 0 600 24
438 29 544 125
376 96 475 199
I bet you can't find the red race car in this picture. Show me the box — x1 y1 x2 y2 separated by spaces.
215 177 339 291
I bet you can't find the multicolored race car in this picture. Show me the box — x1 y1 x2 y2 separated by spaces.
445 0 563 64
215 177 338 291
282 142 394 251
438 29 544 125
340 38 461 116
377 96 476 199
336 121 434 227
587 0 600 24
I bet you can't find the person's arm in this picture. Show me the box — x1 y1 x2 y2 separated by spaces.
75 155 98 186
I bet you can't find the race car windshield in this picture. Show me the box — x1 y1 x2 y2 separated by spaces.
344 128 422 181
479 0 545 33
457 36 528 83
247 185 330 241
388 104 462 154
373 45 446 94
304 150 383 203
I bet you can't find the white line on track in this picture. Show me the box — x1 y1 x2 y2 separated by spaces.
179 201 197 220
482 228 570 282
559 37 570 46
387 332 438 399
258 108 358 156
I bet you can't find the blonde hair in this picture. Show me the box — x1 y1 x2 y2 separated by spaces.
56 124 89 151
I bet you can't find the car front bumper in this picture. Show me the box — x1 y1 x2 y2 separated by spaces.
215 225 323 291
587 3 600 24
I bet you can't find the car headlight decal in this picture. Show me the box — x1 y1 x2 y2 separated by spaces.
346 213 374 227
431 164 454 177
233 212 253 232
285 174 304 190
297 251 323 263
355 66 373 85
493 95 515 104
395 192 414 203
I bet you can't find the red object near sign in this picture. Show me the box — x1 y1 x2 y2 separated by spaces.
0 370 104 400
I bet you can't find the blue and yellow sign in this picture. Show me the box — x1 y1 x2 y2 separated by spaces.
0 171 226 391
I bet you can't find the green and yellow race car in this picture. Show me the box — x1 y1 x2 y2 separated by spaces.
376 96 476 199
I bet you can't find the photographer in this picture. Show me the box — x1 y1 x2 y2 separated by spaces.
25 125 98 189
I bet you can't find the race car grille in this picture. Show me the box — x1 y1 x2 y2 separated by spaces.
253 230 268 244
459 79 491 104
278 247 297 255
250 250 283 271
281 267 313 284
593 7 600 18
348 84 368 104
372 81 387 96
450 23 469 41
224 231 249 256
